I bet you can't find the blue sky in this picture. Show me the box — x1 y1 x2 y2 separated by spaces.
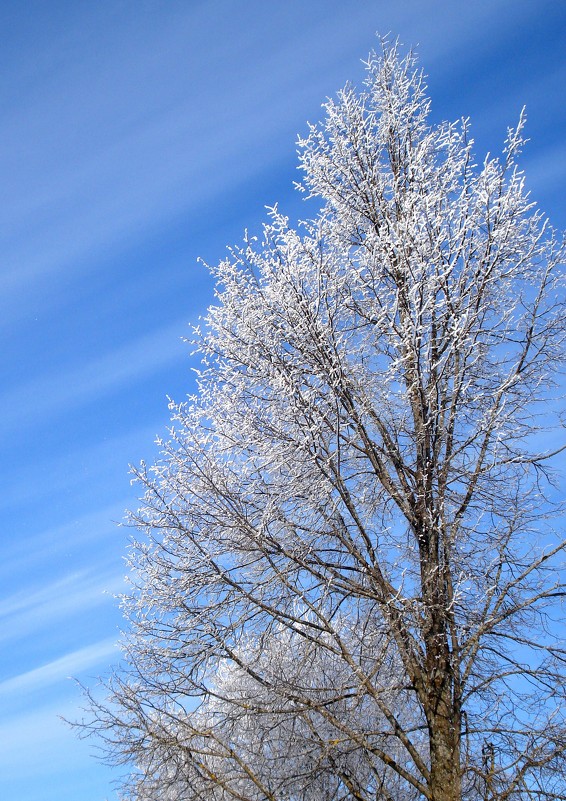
0 1 564 799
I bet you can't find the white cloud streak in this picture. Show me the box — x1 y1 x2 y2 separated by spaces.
0 637 118 696
0 570 124 644
0 0 535 315
0 320 189 436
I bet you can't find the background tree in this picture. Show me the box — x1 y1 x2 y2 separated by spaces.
81 42 566 801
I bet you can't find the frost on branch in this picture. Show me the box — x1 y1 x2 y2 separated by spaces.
81 41 566 801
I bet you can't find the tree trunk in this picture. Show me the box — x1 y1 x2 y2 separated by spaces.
428 697 461 801
422 574 462 801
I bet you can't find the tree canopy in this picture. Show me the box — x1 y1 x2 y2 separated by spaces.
82 42 566 801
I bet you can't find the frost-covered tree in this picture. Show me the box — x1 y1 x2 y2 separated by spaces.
82 42 566 801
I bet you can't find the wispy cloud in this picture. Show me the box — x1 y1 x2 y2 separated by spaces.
0 321 189 437
0 704 80 779
0 699 113 788
0 501 128 575
0 639 121 788
0 0 531 318
0 570 124 645
0 637 118 696
523 142 566 200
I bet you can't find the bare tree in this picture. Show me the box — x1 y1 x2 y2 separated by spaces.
81 42 566 801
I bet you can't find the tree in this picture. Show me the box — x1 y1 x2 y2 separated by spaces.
81 42 566 801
